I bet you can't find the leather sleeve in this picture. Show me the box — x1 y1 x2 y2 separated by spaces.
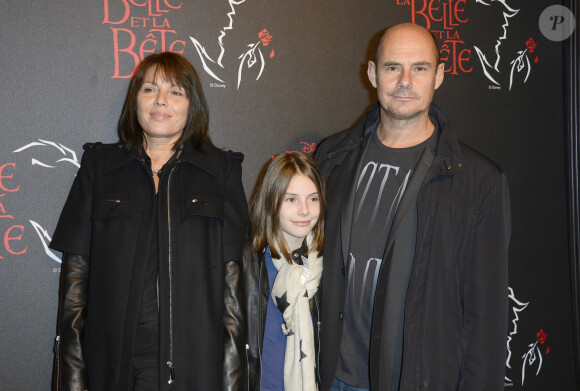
222 152 249 391
241 244 263 391
53 253 89 391
223 259 246 391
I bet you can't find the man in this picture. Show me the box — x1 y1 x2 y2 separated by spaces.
315 23 510 391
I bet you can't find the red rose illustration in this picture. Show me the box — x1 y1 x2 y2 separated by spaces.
526 38 537 53
536 329 548 344
259 29 273 46
300 142 317 154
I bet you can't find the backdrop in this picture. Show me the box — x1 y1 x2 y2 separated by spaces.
1 0 577 389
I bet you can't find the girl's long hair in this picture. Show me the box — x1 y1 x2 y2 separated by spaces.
249 152 326 262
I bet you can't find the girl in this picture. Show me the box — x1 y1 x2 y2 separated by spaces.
243 152 326 391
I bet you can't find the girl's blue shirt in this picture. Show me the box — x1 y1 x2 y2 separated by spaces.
260 247 286 390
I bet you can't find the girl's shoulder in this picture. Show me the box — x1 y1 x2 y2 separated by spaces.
242 240 264 262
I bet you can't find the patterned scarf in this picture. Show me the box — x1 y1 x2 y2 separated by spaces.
271 234 323 391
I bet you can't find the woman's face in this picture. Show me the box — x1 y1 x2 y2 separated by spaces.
278 173 320 251
137 66 189 146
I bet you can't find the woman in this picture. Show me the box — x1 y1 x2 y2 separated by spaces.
243 152 326 390
50 52 248 390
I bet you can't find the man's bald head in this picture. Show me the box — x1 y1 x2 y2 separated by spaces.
373 23 440 66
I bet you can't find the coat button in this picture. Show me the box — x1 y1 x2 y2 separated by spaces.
338 312 344 320
341 267 345 275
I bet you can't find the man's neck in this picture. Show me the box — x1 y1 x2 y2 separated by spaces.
376 113 435 149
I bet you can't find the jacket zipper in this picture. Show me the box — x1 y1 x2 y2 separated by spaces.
257 258 264 391
245 344 250 391
165 151 181 385
108 199 122 211
314 294 321 384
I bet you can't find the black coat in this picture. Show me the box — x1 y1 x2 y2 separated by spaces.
50 141 248 391
314 103 510 391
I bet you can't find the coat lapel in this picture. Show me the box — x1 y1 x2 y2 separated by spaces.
382 128 438 259
339 115 379 267
178 142 220 177
339 145 365 266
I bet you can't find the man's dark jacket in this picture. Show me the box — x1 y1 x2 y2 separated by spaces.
314 103 510 390
50 141 248 390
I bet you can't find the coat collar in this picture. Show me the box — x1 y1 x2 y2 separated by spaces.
327 102 467 179
426 103 467 179
331 102 381 157
177 141 219 177
102 141 219 177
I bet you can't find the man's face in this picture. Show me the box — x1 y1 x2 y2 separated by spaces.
368 24 445 123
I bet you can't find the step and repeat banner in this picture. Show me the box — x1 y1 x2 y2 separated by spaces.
1 1 576 389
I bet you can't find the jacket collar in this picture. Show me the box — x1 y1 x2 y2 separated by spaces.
347 102 467 177
103 141 219 177
342 102 464 155
330 102 381 157
177 141 219 177
426 103 466 179
324 102 468 182
102 143 138 173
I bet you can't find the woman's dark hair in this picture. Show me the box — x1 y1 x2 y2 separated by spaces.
117 52 210 153
250 152 326 262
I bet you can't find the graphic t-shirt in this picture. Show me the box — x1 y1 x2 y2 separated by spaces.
336 127 428 388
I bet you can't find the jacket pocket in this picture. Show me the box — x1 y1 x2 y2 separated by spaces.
184 195 223 224
91 195 131 221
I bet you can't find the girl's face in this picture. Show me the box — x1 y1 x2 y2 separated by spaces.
278 173 320 251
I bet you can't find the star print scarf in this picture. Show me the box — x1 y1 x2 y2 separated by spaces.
271 235 322 391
